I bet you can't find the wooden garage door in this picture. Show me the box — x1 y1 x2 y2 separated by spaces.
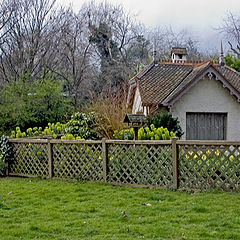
186 113 227 140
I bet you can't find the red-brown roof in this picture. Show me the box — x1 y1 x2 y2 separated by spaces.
216 65 240 92
129 61 240 108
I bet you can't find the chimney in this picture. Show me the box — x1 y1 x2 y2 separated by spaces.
171 47 188 63
219 41 225 67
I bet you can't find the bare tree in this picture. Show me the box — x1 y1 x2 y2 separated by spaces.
48 6 94 108
85 1 146 94
218 11 240 57
1 0 204 107
0 0 18 86
146 26 201 60
0 0 58 83
0 0 15 39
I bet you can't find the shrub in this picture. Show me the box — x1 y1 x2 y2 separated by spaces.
225 54 240 72
61 134 84 140
9 112 102 140
87 84 128 139
114 124 175 140
113 128 134 140
148 112 183 138
0 72 72 135
10 122 66 139
64 112 101 140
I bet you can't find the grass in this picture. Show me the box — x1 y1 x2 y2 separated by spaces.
0 178 239 240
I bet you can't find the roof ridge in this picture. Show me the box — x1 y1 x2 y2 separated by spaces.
193 60 211 69
159 62 195 66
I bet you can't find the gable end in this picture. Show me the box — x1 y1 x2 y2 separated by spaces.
163 65 240 108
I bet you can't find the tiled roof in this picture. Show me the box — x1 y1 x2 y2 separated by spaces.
216 65 240 92
171 47 187 55
138 64 193 105
132 61 240 106
163 61 211 104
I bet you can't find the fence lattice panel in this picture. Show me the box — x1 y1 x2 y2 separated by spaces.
107 143 173 187
10 142 49 177
52 142 103 181
0 169 5 176
179 144 240 191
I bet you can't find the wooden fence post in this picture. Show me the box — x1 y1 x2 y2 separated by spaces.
102 138 108 182
5 161 9 176
172 137 179 189
47 138 53 178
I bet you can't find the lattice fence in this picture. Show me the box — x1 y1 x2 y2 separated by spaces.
178 143 240 191
107 142 173 187
6 138 240 191
10 141 49 177
0 168 5 176
52 141 103 181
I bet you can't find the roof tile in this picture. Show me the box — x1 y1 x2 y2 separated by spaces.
138 64 193 105
133 61 240 106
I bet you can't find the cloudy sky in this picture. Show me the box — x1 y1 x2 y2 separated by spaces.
56 0 240 51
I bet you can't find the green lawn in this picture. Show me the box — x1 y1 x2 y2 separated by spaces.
0 178 239 240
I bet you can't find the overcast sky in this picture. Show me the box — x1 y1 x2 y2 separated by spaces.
56 0 240 52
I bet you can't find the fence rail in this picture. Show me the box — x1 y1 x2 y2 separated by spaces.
2 138 240 191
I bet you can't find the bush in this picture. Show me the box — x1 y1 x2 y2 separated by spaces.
0 72 72 135
9 112 103 140
87 84 128 139
114 124 175 140
148 112 183 138
113 128 134 140
64 112 101 140
9 124 85 140
225 54 240 72
10 122 66 139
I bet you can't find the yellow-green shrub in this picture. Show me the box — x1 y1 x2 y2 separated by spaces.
114 124 175 140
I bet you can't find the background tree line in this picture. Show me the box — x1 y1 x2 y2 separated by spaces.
0 0 239 135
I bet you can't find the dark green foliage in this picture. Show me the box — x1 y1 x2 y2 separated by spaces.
148 112 183 138
64 112 101 140
89 22 126 94
224 54 240 72
89 22 119 60
8 112 102 140
0 72 73 135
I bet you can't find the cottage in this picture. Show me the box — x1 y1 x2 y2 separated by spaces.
127 46 240 140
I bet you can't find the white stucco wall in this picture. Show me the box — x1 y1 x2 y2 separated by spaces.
132 86 143 114
170 76 240 140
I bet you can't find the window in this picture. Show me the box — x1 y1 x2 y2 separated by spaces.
186 113 227 140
